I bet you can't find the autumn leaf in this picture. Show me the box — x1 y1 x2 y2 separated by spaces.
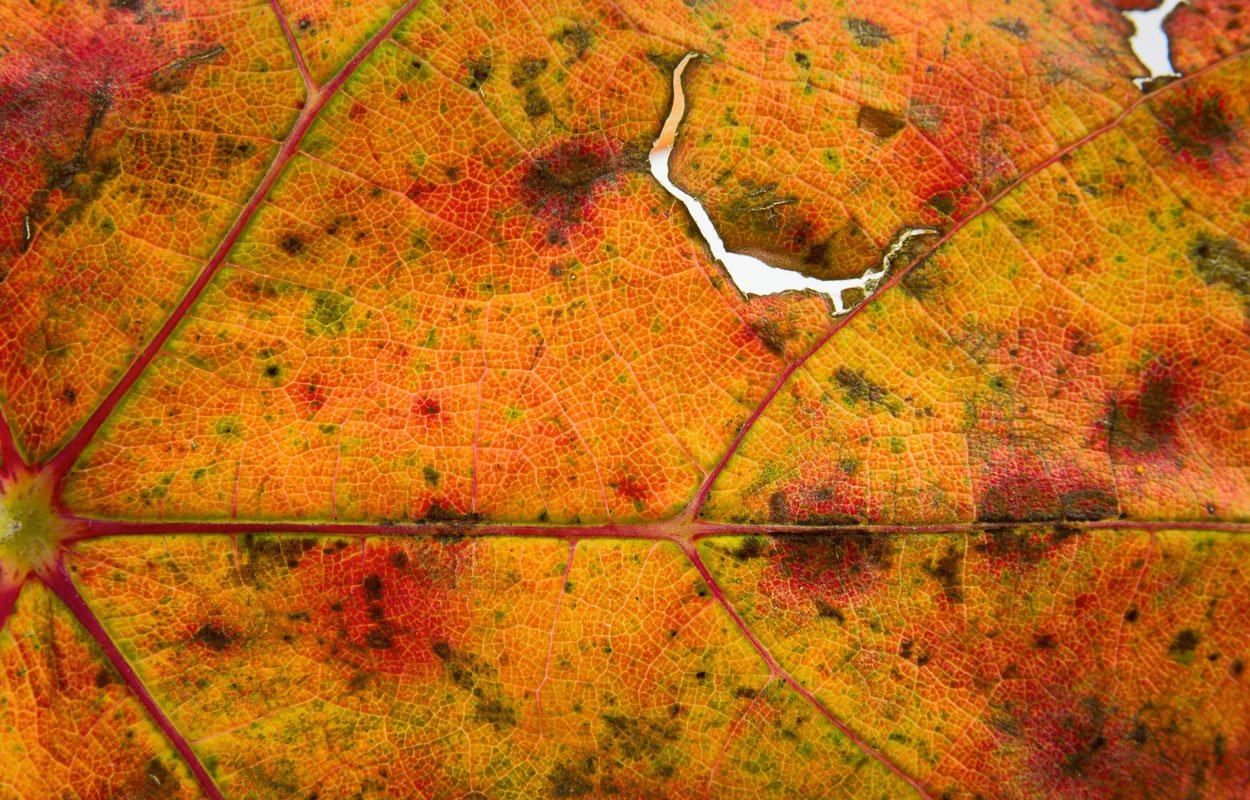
1 0 1248 797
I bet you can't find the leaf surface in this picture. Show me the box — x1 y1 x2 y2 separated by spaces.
0 0 1248 798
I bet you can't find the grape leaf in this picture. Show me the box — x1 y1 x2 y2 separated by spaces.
1 0 1248 798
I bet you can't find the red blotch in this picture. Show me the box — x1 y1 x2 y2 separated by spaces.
976 453 1118 523
1156 89 1239 171
287 375 329 419
518 137 640 245
758 532 895 612
1097 359 1196 461
0 11 183 255
302 539 473 677
411 395 441 418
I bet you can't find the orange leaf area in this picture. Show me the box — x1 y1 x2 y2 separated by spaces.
0 0 1248 797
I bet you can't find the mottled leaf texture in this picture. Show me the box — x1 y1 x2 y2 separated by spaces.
0 0 1247 798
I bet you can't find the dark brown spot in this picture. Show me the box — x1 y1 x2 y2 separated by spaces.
279 234 304 255
1168 629 1200 657
548 763 595 797
1188 232 1250 310
844 17 893 47
555 25 593 61
990 18 1030 38
857 105 906 138
923 545 963 602
775 17 810 32
814 598 845 623
464 57 492 90
1032 632 1058 649
730 537 766 561
767 490 790 523
834 368 899 414
192 622 237 652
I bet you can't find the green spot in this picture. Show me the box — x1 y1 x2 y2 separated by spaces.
305 291 353 336
213 416 244 440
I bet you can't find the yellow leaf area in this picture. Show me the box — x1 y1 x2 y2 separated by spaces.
0 0 1247 798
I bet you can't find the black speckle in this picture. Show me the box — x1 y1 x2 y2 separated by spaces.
280 235 304 255
1124 606 1139 623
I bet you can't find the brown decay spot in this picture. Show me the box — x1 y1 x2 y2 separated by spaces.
977 470 1118 524
279 234 304 255
1168 629 1200 657
923 545 963 602
115 756 183 800
1066 327 1102 357
773 532 895 598
94 667 117 688
775 17 811 33
834 367 901 415
900 254 943 300
926 191 958 217
237 535 319 586
148 45 225 94
716 185 879 281
192 621 238 651
463 56 492 90
844 17 893 47
519 138 647 244
602 711 680 760
857 105 906 139
555 24 593 61
990 18 1030 38
1060 696 1111 778
975 527 1088 567
548 760 597 797
1189 232 1250 311
431 641 517 728
19 87 120 253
